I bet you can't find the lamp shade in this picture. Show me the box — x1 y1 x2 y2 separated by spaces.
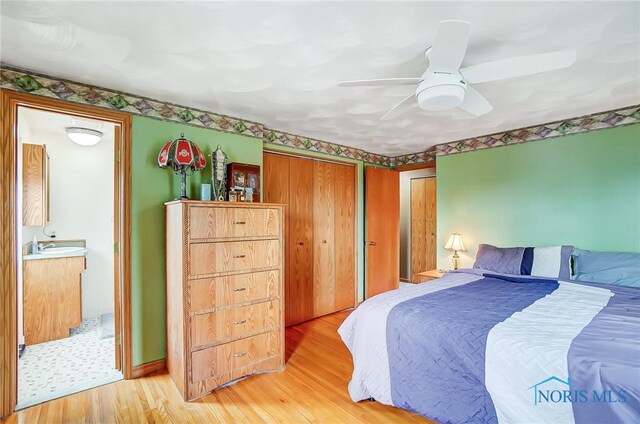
157 133 206 172
444 233 465 251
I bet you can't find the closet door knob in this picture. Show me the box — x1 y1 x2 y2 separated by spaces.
322 240 327 244
297 241 304 246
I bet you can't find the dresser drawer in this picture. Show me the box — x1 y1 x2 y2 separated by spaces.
190 270 279 312
189 206 280 240
189 240 279 276
191 330 280 383
190 300 280 349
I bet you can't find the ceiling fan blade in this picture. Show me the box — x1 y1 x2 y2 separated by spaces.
460 49 577 84
338 78 422 87
429 20 471 72
380 93 416 120
458 86 493 117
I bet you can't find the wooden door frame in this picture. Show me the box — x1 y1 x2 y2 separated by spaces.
0 89 133 417
263 149 359 314
393 161 436 172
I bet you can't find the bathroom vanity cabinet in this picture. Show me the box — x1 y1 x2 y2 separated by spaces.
23 255 86 345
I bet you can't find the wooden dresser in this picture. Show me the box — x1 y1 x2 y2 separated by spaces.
165 200 285 401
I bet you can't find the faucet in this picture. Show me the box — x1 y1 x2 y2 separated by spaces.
38 243 56 251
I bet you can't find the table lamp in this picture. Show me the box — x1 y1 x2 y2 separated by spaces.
444 233 465 270
157 133 206 199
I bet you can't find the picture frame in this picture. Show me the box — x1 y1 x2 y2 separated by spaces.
226 163 260 202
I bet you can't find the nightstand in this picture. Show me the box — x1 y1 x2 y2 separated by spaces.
416 269 447 283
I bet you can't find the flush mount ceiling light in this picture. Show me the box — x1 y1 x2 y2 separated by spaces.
65 127 103 146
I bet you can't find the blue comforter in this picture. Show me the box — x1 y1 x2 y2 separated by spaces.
338 270 640 424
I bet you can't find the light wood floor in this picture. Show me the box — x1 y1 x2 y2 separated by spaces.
4 311 433 424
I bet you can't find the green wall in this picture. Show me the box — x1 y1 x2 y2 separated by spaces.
436 124 640 269
130 117 374 366
131 116 262 365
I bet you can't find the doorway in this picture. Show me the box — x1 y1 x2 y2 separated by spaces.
399 169 437 283
0 90 132 417
17 106 122 408
363 166 437 297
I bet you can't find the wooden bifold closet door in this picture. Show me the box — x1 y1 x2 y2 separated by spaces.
411 177 437 282
264 152 356 326
289 157 314 324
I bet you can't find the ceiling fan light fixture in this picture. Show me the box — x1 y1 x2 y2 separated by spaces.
65 127 103 146
417 85 466 111
416 73 467 111
338 20 577 120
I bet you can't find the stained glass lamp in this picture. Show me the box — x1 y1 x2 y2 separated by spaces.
158 133 206 199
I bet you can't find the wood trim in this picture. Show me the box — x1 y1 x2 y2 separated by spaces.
351 163 359 311
1 89 18 420
132 359 167 379
393 162 436 172
114 125 122 371
0 89 133 418
119 118 133 381
264 147 358 168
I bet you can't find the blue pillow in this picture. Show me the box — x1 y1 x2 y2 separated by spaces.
572 249 640 287
473 244 525 275
474 244 573 280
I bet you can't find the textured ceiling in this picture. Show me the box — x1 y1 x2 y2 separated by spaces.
2 2 639 156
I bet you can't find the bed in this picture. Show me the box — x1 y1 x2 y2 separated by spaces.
338 268 640 424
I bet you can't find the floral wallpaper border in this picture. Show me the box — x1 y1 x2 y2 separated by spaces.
0 66 390 166
2 65 637 168
392 104 640 167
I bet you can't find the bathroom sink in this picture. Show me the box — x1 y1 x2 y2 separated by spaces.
39 247 85 255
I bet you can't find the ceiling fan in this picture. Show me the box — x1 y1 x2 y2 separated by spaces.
338 20 577 120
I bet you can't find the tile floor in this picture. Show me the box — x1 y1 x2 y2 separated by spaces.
17 317 123 409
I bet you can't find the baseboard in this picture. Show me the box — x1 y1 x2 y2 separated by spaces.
132 358 166 378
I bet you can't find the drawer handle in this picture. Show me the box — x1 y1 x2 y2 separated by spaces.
233 221 246 225
233 254 246 258
234 351 247 358
233 319 247 325
233 287 246 292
